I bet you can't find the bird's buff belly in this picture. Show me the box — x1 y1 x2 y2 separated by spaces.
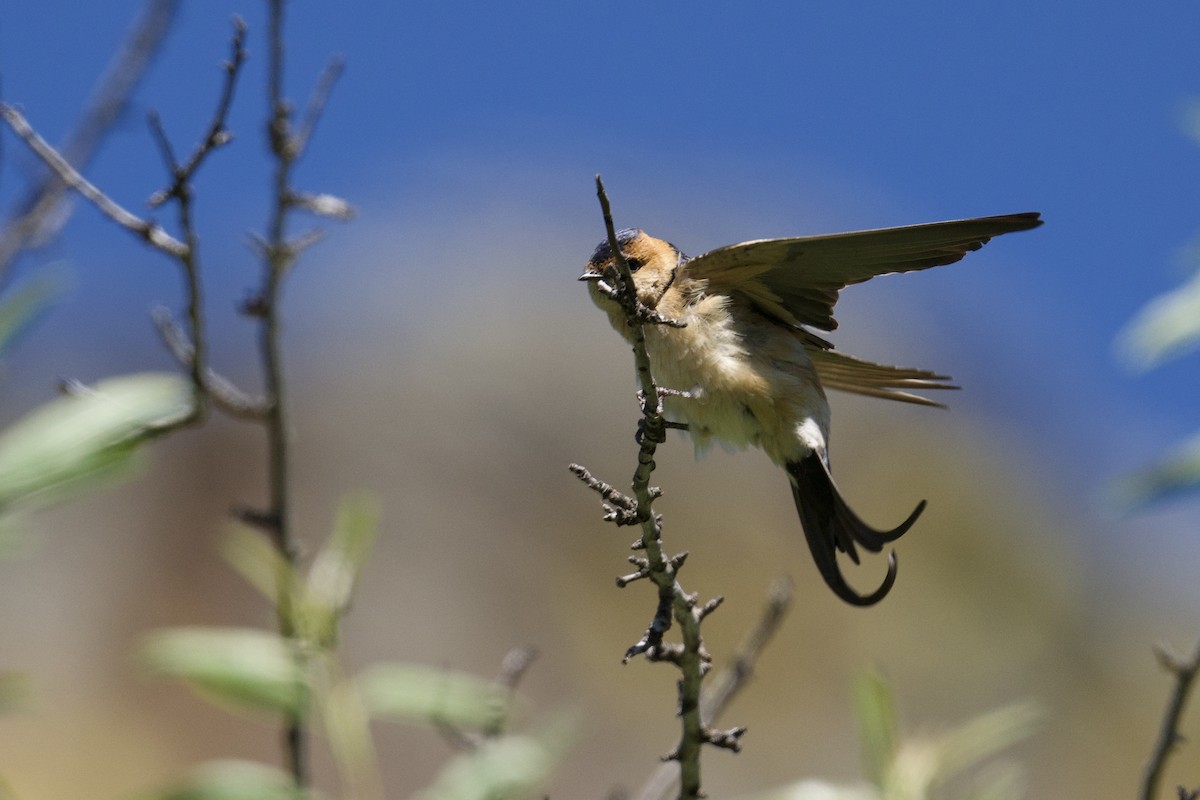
644 325 819 463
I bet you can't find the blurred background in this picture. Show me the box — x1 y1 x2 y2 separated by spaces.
2 0 1199 797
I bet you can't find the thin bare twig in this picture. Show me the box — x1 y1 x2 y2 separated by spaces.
149 16 247 207
247 0 349 786
1142 638 1200 800
151 307 269 419
0 104 186 257
255 0 308 783
143 16 250 425
0 0 179 281
633 577 794 800
572 175 730 800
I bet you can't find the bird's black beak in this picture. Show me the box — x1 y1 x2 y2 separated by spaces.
578 267 604 282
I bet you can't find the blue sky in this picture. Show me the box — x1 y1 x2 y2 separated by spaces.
3 3 1200 569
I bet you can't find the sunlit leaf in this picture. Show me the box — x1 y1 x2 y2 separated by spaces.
142 759 302 800
929 703 1040 787
221 524 294 606
414 718 573 800
140 627 306 716
302 493 379 646
854 669 897 788
323 671 380 796
1116 270 1200 371
1113 428 1200 508
0 372 192 512
358 663 510 730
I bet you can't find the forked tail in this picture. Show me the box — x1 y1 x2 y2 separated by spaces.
786 453 924 606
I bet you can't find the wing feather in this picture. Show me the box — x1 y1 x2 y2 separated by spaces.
808 349 958 407
686 212 1042 330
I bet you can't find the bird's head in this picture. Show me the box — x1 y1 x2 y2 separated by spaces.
580 228 684 310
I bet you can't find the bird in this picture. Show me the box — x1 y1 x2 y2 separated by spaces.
580 212 1042 606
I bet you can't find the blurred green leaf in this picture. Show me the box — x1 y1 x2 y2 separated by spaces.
0 271 63 359
359 663 511 730
302 493 379 646
1116 269 1200 371
0 372 192 513
414 721 571 800
323 671 380 798
221 525 294 606
928 703 1040 790
140 627 306 716
141 759 302 800
854 668 898 788
1113 428 1200 508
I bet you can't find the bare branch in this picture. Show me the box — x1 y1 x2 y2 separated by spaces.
0 104 187 258
0 0 179 280
1142 637 1200 800
150 307 269 419
575 176 732 799
632 577 793 800
148 16 247 207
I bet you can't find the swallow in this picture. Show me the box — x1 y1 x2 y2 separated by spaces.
580 212 1042 605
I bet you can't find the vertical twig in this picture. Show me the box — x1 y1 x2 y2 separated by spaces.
574 176 745 800
633 577 793 800
1141 639 1200 800
250 0 347 785
255 0 307 785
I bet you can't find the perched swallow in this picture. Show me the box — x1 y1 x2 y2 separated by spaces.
581 213 1042 605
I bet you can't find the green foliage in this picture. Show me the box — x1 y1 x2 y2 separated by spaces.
740 672 1037 800
855 671 1038 800
1113 429 1200 509
140 627 308 717
358 663 515 730
1117 269 1200 373
0 372 191 514
301 494 378 647
413 729 565 800
1114 105 1200 506
140 493 558 800
139 760 304 800
855 668 899 787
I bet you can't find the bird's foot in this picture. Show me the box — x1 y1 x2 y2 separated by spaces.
635 417 689 445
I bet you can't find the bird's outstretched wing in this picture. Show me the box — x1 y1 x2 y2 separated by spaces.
686 212 1042 331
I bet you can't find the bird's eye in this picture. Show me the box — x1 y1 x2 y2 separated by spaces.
626 257 644 272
